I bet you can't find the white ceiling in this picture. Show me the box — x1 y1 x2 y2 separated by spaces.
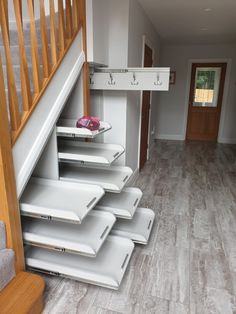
137 0 236 44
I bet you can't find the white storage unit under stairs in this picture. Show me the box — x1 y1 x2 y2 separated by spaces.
19 121 154 290
19 65 169 290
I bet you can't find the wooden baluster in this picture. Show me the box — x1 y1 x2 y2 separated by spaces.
49 0 57 67
58 0 65 57
72 0 78 33
0 2 21 131
66 0 72 40
13 0 32 112
40 0 50 78
27 0 41 94
2 0 9 37
0 54 25 273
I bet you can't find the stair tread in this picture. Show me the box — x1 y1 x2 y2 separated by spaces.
0 272 45 314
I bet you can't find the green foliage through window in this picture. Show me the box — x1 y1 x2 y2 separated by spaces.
196 70 215 89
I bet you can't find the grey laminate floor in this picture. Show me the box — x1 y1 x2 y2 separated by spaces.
42 140 236 314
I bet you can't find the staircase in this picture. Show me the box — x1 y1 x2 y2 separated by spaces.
0 222 15 291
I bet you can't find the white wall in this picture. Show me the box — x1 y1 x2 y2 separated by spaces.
126 0 161 170
155 43 236 143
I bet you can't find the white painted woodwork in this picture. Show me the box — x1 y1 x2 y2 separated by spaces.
60 164 133 193
57 119 112 138
22 211 116 257
58 141 125 165
25 235 134 290
95 188 143 219
20 178 104 224
90 68 170 91
111 208 155 245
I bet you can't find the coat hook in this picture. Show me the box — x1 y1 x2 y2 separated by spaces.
108 72 116 85
131 72 139 86
90 73 94 85
154 74 163 86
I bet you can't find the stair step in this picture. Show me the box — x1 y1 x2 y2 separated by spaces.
57 119 112 138
22 211 116 257
58 140 125 166
95 187 143 219
111 208 155 245
20 177 105 224
25 235 134 290
0 272 45 314
0 222 6 250
60 163 133 193
0 249 15 291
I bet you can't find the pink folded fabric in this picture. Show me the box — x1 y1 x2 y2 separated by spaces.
76 116 100 131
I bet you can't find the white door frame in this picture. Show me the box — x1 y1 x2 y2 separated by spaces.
137 35 155 169
182 58 232 142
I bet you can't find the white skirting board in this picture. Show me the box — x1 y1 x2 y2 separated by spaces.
22 211 116 257
58 141 125 166
20 178 104 224
57 119 112 138
60 163 133 193
95 188 143 219
25 235 135 290
111 208 155 245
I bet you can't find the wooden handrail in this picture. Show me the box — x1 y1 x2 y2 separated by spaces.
0 0 86 144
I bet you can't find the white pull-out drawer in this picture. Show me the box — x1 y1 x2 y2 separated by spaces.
60 163 133 193
20 178 104 224
111 208 155 245
22 211 116 257
58 141 125 166
57 119 111 138
90 67 170 91
95 188 143 219
25 235 134 290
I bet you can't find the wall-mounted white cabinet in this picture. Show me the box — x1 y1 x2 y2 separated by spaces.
90 68 170 91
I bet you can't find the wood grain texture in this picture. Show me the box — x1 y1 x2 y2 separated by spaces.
49 0 58 67
40 0 50 79
0 272 45 314
41 140 236 313
13 0 32 111
27 0 41 94
0 54 24 273
0 1 21 131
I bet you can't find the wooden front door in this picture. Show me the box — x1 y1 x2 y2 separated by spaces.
140 44 153 169
186 63 227 141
